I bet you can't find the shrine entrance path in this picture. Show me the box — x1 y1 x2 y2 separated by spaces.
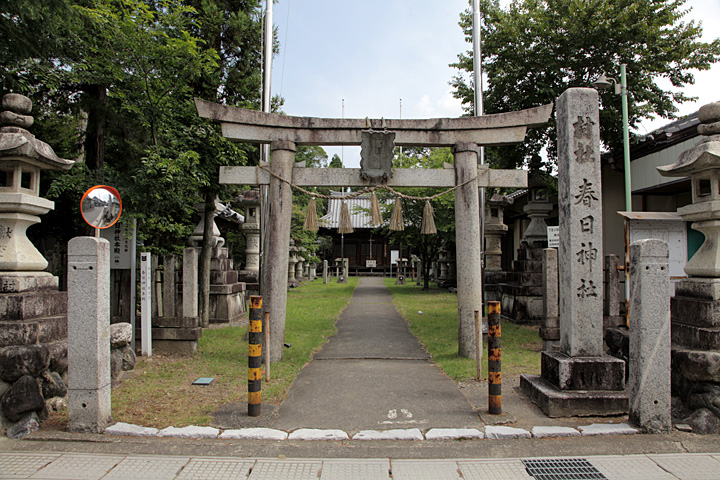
269 277 482 432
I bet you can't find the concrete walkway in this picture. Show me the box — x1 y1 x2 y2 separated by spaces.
3 450 720 479
269 277 481 432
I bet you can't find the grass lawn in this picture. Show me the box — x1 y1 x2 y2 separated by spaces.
384 278 541 382
109 277 358 428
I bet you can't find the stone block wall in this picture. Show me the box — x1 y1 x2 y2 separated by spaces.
0 276 68 433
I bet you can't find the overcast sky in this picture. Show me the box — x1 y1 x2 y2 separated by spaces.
270 0 720 167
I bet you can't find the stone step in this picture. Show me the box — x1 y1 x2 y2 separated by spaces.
210 283 245 295
519 373 628 418
671 346 720 383
0 291 67 321
211 270 238 285
672 322 720 350
151 316 199 329
541 351 626 391
0 315 67 347
671 295 720 328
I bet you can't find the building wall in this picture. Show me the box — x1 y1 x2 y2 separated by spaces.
601 163 633 259
631 137 700 192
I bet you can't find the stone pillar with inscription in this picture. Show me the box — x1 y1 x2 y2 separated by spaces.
0 94 74 432
520 88 627 417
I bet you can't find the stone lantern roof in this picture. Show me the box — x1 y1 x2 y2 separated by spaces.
657 101 720 277
657 101 720 223
0 94 74 170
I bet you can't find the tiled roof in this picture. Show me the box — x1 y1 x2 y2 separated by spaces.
319 191 377 230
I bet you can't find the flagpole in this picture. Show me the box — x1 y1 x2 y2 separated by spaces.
259 0 273 298
472 0 486 313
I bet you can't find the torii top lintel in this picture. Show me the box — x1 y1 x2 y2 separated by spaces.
194 98 553 148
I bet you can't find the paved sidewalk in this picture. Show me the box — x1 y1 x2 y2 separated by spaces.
269 277 481 432
3 450 720 479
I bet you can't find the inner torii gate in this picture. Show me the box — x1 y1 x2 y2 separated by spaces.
195 99 552 362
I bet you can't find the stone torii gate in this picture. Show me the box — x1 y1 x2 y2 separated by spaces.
195 99 552 361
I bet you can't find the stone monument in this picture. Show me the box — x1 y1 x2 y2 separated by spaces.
520 88 627 416
0 93 74 433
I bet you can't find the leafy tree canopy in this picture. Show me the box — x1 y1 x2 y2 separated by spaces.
376 147 456 289
451 0 720 169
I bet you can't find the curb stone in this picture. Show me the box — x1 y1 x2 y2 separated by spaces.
102 422 642 440
157 426 220 439
287 429 349 441
352 428 424 441
579 423 639 436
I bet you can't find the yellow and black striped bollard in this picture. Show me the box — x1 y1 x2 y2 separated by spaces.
488 301 502 415
248 296 263 417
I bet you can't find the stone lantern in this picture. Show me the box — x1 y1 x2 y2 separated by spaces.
0 93 74 272
188 198 224 248
657 101 720 428
296 248 305 281
288 239 298 285
521 156 553 248
485 194 513 271
237 188 260 285
658 102 720 276
0 93 73 433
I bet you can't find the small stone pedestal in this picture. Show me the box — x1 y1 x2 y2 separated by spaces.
520 357 628 417
208 246 246 324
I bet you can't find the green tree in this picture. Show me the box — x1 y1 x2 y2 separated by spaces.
451 0 720 168
3 1 265 328
328 153 343 168
296 145 329 168
380 147 456 290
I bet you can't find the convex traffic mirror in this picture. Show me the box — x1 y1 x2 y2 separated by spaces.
80 185 122 229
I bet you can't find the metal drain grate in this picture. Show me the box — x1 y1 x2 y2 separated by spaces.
523 458 608 480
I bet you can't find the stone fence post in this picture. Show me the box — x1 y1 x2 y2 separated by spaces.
67 237 112 433
629 239 671 433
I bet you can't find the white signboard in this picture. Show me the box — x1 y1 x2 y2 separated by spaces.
140 252 152 356
101 224 132 269
628 219 687 295
366 259 377 268
547 226 559 248
390 250 399 264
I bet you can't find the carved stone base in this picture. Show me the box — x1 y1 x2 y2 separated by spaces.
520 374 628 417
520 351 627 417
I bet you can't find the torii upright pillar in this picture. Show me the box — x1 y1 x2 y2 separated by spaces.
262 141 296 362
454 143 483 358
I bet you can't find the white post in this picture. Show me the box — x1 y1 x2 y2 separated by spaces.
140 252 152 356
130 218 137 351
